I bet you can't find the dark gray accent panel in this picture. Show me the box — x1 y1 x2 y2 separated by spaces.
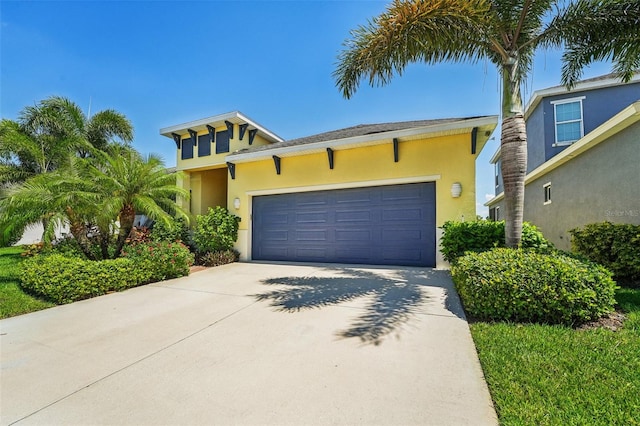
252 183 436 267
198 134 211 157
216 130 230 154
181 137 194 160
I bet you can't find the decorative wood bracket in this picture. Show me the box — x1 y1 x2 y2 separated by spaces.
225 120 234 139
227 162 236 180
327 148 334 170
248 129 258 145
471 127 478 154
206 125 216 143
171 133 181 149
393 138 399 162
273 155 281 175
188 129 198 146
238 123 249 140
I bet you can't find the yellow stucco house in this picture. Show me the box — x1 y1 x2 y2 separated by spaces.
160 112 497 268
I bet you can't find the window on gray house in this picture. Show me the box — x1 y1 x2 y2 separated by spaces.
544 183 552 204
552 97 585 145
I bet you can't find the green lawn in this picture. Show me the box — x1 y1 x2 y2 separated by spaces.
0 247 54 319
471 287 640 426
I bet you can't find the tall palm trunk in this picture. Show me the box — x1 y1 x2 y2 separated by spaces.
65 207 96 260
114 204 135 258
500 60 527 247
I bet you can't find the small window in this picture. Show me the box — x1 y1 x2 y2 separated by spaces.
494 163 500 187
181 137 194 160
216 130 230 154
198 134 211 157
552 97 585 146
495 206 500 220
544 182 552 205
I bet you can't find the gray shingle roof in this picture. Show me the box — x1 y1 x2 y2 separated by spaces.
234 117 483 154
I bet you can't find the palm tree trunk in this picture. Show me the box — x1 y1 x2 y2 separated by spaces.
65 208 96 260
500 60 527 248
114 205 135 258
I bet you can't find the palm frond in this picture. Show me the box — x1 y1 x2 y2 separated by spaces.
334 0 498 98
540 0 640 87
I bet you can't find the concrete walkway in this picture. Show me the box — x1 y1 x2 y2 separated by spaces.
1 262 497 425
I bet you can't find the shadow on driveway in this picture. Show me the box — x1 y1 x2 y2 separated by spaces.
255 266 464 345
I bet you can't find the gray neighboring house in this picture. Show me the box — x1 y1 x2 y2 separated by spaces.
487 73 640 250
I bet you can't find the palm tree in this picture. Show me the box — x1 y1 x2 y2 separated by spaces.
334 0 640 247
34 96 134 157
0 150 188 258
87 149 189 258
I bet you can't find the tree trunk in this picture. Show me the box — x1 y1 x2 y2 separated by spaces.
114 205 135 258
65 208 96 261
500 59 527 248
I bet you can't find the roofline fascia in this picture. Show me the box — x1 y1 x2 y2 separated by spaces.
159 111 284 143
226 116 498 163
489 146 501 164
486 101 640 207
524 73 640 120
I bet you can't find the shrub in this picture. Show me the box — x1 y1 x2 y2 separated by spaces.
20 254 152 304
122 241 194 282
570 222 640 287
451 248 617 325
192 207 240 254
440 220 552 263
198 249 239 267
150 216 191 244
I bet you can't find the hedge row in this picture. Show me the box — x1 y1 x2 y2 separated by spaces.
20 242 194 304
440 220 552 263
570 222 640 286
452 248 617 325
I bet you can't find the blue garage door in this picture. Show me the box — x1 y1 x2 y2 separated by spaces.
252 182 436 267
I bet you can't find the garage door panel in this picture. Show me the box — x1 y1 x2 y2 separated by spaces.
252 182 435 267
335 210 371 222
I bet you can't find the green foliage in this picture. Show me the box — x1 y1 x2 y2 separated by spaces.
192 207 240 254
470 289 640 425
452 248 617 325
151 216 191 244
440 220 552 263
198 249 239 267
0 247 54 318
122 241 194 282
570 222 640 287
20 254 152 304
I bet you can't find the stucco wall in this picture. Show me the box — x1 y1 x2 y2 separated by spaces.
227 133 479 266
524 122 640 250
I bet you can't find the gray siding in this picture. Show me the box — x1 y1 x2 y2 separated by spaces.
526 102 546 173
539 83 640 168
523 122 640 250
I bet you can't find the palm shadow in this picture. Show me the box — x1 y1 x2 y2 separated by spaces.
255 266 464 345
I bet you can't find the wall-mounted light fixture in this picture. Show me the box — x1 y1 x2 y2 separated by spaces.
233 197 241 210
451 182 462 198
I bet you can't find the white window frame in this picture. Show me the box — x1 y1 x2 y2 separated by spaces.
551 96 585 147
494 163 500 188
543 182 552 205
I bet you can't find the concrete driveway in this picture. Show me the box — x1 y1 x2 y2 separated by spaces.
1 262 497 425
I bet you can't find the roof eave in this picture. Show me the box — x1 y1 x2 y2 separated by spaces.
226 116 498 163
159 111 284 143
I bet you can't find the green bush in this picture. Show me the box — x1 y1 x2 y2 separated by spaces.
151 216 191 244
440 220 552 263
198 249 239 267
192 207 240 254
122 241 194 282
20 254 152 304
570 222 640 287
451 248 617 325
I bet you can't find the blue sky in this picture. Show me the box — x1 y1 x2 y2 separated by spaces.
1 0 613 216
